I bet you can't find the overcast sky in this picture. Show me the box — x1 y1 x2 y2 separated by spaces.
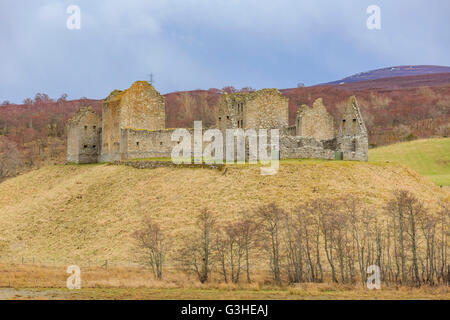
1 0 449 103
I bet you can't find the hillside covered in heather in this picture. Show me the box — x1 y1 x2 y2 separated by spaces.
322 65 450 86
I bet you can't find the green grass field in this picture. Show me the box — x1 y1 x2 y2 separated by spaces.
369 138 450 186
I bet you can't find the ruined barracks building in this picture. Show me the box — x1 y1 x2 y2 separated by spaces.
67 81 368 164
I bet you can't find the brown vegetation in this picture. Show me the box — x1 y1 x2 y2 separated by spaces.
132 218 168 280
0 264 448 300
130 191 448 288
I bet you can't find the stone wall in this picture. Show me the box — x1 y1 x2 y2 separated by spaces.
100 90 122 162
280 134 335 160
338 135 369 161
67 125 79 162
121 128 212 160
120 127 338 162
244 89 289 129
296 98 335 141
67 106 101 164
100 81 166 162
337 96 368 161
112 160 224 170
121 128 179 159
119 81 165 130
216 89 289 130
216 93 249 130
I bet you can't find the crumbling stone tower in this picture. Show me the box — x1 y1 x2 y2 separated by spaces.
216 89 289 161
296 98 335 141
216 89 289 130
100 81 166 162
67 106 101 164
337 96 368 161
217 92 248 130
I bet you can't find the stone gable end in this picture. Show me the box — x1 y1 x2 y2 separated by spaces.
296 98 335 141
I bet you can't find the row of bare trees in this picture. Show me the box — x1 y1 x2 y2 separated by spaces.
133 190 449 287
176 209 259 284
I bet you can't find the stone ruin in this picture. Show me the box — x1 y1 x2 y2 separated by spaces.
67 106 101 164
67 81 368 164
337 96 369 161
295 98 335 141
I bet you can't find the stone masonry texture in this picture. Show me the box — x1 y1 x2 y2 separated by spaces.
67 82 369 163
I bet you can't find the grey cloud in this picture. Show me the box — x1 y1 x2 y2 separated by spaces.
1 0 449 103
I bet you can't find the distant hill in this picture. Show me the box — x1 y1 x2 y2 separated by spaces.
319 73 450 91
321 65 450 86
369 138 450 186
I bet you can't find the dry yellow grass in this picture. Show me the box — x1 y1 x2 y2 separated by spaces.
0 264 448 300
0 161 448 266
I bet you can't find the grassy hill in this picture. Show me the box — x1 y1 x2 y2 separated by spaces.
369 138 450 186
0 160 448 266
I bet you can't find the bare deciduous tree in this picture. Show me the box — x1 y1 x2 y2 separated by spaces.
436 203 449 285
133 217 168 280
214 223 245 283
235 212 258 282
173 191 446 288
418 209 437 285
403 191 424 287
256 203 286 285
284 210 305 283
387 191 408 285
294 205 318 282
314 199 339 283
178 208 216 283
